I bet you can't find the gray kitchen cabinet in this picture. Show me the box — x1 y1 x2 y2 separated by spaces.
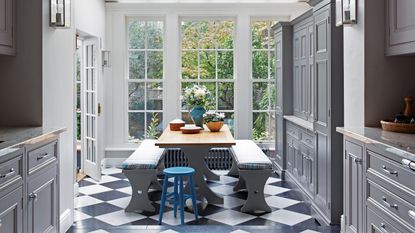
386 0 415 56
0 0 16 55
312 0 344 225
0 187 23 233
343 138 364 233
27 165 58 233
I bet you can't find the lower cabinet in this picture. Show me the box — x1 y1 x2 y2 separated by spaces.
343 138 364 233
0 187 23 233
27 165 58 233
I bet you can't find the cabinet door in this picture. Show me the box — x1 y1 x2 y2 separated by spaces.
293 31 301 117
293 138 301 179
387 0 415 55
275 114 284 168
286 136 294 173
275 31 283 114
344 140 363 233
0 0 15 55
0 187 23 233
301 143 314 197
313 4 331 216
307 23 314 121
27 166 58 233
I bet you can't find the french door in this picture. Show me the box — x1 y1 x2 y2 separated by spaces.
81 38 101 181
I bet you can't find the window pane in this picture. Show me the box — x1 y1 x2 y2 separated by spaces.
217 51 233 79
200 51 216 79
198 21 215 49
203 82 216 110
128 82 145 110
224 112 235 135
181 112 193 124
253 112 267 141
146 82 163 110
252 82 268 110
128 21 145 49
76 83 81 110
147 51 163 79
129 112 145 141
270 50 276 79
182 21 198 49
147 21 163 49
129 51 145 79
145 112 163 139
252 51 269 79
181 82 193 110
270 82 276 110
218 82 234 110
252 21 269 49
182 51 198 79
216 21 234 49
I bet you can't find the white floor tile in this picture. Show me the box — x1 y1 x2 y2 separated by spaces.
265 196 300 209
229 230 251 233
266 177 281 184
150 210 195 226
263 185 290 196
117 186 132 195
107 196 131 209
205 209 256 226
74 210 91 222
261 209 312 226
218 175 238 184
210 185 235 196
75 196 103 208
214 196 246 209
160 230 180 233
87 230 110 233
300 230 320 233
95 210 146 226
84 175 120 184
79 185 112 195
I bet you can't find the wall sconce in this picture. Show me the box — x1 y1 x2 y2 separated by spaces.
336 0 357 27
102 50 111 68
50 0 71 28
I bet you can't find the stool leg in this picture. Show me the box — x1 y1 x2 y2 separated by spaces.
173 176 178 218
158 175 169 225
189 175 198 222
179 176 185 225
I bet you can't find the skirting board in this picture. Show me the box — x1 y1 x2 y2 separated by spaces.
60 208 73 233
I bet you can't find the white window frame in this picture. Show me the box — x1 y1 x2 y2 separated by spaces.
125 17 166 142
250 18 277 145
179 17 237 134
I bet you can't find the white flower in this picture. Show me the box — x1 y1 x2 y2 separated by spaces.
194 89 206 98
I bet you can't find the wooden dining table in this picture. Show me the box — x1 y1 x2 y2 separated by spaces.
155 124 236 204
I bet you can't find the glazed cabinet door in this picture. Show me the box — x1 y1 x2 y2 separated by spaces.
344 139 364 233
0 187 23 233
27 166 58 233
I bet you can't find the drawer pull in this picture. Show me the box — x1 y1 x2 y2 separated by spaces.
401 159 415 171
409 210 415 220
0 168 15 179
381 165 398 175
28 193 38 201
380 223 390 233
382 196 398 209
37 153 49 161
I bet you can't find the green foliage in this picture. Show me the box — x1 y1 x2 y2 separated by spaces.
145 112 161 139
76 112 81 141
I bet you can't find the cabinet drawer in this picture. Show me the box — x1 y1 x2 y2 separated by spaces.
367 179 415 230
366 207 409 233
287 123 300 139
367 150 415 193
301 131 314 148
0 154 23 191
27 141 57 175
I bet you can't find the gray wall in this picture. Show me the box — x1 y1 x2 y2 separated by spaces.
0 0 43 126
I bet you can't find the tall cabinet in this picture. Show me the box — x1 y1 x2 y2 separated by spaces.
273 0 343 225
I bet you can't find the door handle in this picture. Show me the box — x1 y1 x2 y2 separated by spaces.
0 168 15 178
382 165 398 175
28 193 38 201
401 159 415 171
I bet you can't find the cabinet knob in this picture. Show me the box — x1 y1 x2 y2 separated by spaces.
409 210 415 220
382 196 398 209
0 168 15 179
379 222 390 233
28 193 38 200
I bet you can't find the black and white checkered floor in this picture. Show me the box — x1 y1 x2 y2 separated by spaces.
68 168 340 233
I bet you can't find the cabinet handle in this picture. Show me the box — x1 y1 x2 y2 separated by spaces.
409 210 415 220
382 165 398 175
379 223 390 233
37 153 49 160
28 193 38 201
0 168 15 178
401 159 415 171
382 196 398 209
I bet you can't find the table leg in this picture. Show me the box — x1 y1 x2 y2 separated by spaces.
181 147 224 204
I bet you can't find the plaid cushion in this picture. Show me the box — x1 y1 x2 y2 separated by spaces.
121 140 165 170
231 140 272 170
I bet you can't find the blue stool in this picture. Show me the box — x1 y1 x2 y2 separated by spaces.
159 167 198 225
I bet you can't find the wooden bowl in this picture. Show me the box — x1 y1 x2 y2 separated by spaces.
180 126 202 134
206 121 224 132
169 119 186 131
380 120 415 134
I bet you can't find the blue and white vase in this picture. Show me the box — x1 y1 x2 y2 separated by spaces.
190 105 206 127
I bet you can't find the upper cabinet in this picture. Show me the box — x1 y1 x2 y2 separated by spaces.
386 0 415 56
0 0 15 55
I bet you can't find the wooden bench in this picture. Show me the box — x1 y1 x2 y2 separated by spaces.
229 140 272 213
121 140 166 212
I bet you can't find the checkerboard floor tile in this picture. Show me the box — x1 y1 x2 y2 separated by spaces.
68 168 340 233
